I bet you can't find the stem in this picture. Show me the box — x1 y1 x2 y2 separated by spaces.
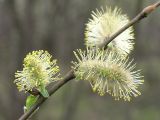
99 1 160 49
19 70 75 120
18 1 160 120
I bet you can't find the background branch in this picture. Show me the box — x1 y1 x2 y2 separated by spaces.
18 1 160 120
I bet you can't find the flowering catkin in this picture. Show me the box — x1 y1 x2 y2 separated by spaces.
85 7 134 58
73 49 144 101
14 50 60 93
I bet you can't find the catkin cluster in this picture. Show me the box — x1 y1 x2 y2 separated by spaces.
73 7 144 101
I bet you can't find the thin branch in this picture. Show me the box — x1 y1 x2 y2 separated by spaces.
19 70 75 120
99 1 160 49
18 1 160 120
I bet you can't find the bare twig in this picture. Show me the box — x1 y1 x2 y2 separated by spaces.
18 1 160 120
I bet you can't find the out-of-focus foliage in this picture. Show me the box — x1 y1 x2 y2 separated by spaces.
0 0 160 120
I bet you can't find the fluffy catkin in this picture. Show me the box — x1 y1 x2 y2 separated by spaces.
73 49 144 101
85 7 134 58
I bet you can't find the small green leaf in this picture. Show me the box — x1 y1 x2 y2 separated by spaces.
25 95 38 112
39 85 49 98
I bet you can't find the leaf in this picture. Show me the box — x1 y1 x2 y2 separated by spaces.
39 85 49 98
25 95 38 112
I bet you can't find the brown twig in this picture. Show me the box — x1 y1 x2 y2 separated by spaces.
18 1 160 120
99 1 160 49
19 70 75 120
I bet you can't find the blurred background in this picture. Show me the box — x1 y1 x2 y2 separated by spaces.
0 0 160 120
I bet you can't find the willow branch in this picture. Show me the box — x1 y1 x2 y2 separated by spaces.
19 70 75 120
99 1 160 49
18 1 160 120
